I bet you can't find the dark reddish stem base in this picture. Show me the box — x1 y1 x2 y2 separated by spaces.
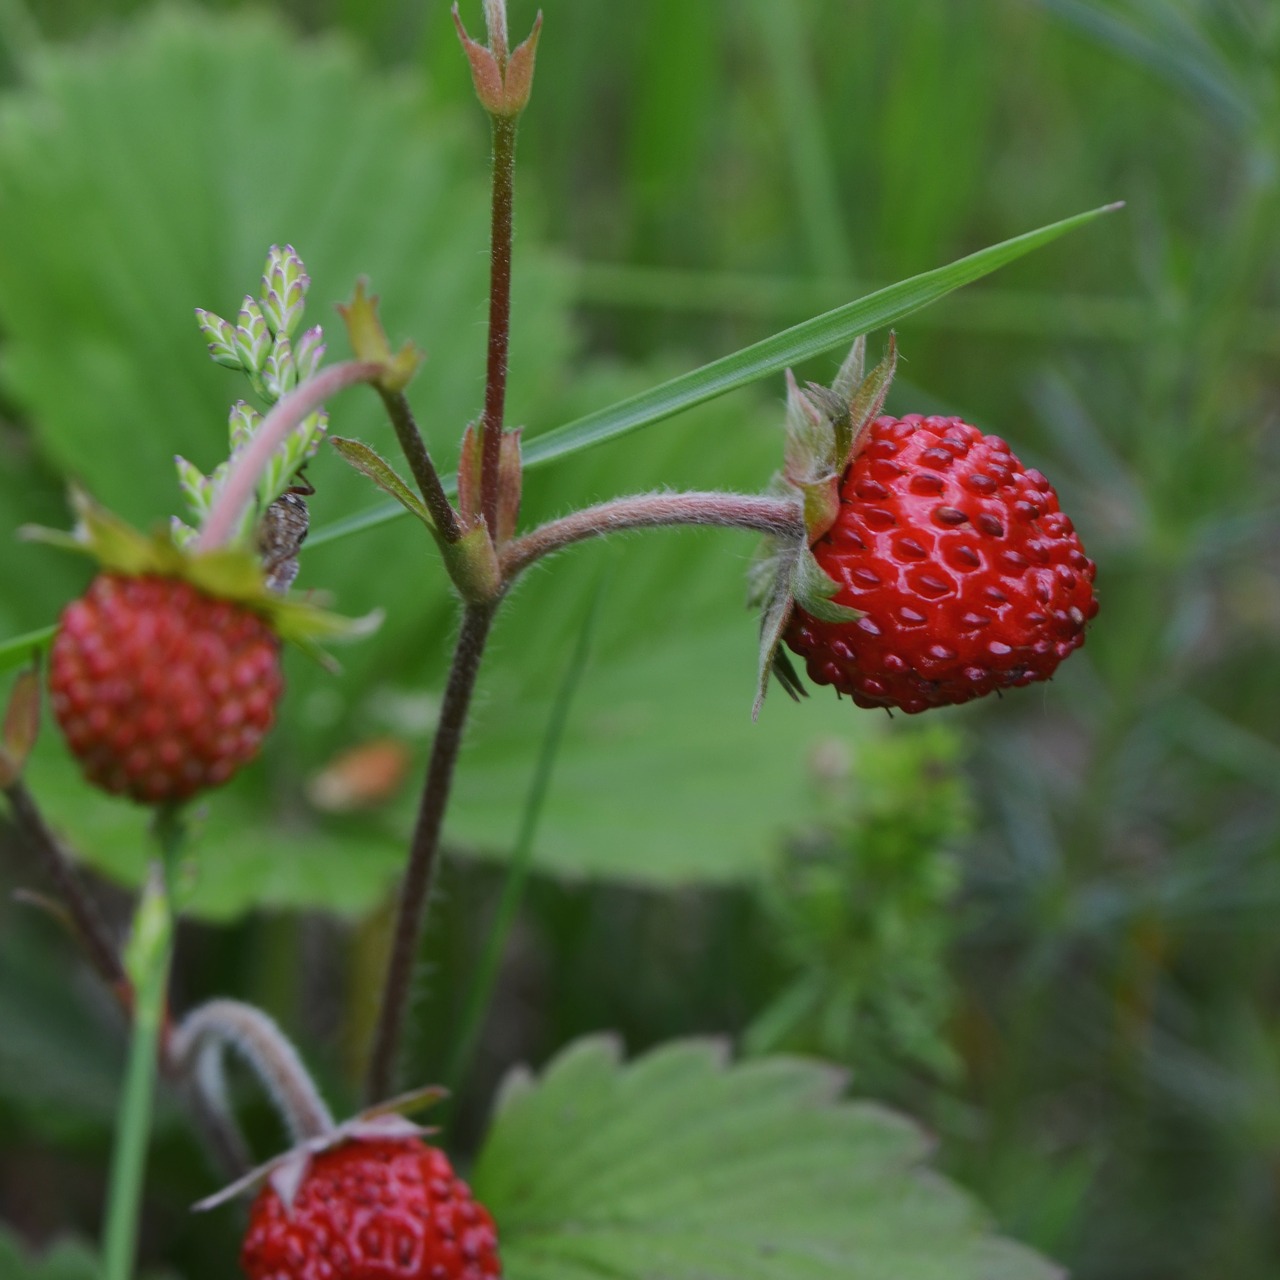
365 602 497 1102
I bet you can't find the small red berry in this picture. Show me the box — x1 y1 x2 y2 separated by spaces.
49 573 283 802
240 1138 501 1280
785 415 1098 713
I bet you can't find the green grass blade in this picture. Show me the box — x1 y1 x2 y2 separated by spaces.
0 624 56 673
307 203 1120 551
519 203 1120 471
1034 0 1254 131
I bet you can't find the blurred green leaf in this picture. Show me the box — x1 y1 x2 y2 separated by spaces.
474 1037 1062 1280
0 1231 100 1280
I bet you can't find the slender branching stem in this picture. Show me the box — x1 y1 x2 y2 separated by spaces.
479 115 518 537
366 601 498 1102
4 778 130 1007
501 491 805 581
376 388 463 542
196 360 381 551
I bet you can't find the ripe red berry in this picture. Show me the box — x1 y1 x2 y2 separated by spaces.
785 415 1098 713
49 573 283 803
240 1138 501 1280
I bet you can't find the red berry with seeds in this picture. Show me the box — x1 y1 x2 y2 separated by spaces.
49 573 283 803
784 414 1098 713
240 1137 501 1280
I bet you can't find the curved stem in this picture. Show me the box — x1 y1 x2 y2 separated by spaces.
501 491 804 581
196 360 381 551
365 601 498 1102
479 115 518 536
169 998 334 1145
4 778 130 1007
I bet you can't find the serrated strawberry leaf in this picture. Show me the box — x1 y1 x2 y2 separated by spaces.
474 1037 1062 1280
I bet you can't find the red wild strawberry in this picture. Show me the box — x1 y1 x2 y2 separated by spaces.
784 414 1098 713
239 1137 501 1280
50 573 283 803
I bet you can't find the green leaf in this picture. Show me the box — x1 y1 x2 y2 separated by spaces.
0 1231 100 1280
329 436 436 530
474 1037 1062 1280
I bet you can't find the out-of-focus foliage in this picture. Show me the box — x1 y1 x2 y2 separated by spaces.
746 726 972 1088
2 1 1279 1278
0 7 881 914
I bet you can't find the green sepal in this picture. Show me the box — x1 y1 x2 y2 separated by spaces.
752 536 803 722
330 437 436 532
831 334 866 404
844 332 898 468
781 369 834 489
23 487 379 658
797 475 840 543
750 523 859 719
779 334 899 515
792 543 862 624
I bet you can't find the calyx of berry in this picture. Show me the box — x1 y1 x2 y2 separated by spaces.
194 1086 447 1214
23 488 378 664
749 335 898 719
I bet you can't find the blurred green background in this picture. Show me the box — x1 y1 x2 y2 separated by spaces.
0 1 1278 1277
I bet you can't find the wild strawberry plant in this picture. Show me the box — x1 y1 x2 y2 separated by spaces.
0 3 1120 1277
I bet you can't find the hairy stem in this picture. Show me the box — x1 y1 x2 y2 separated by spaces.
366 602 497 1102
501 491 804 581
4 778 130 1006
479 115 518 537
196 360 381 551
376 388 463 542
170 998 334 1145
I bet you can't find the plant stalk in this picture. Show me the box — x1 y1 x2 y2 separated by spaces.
479 114 519 537
447 580 600 1090
365 601 497 1102
4 778 130 1007
376 387 463 542
501 491 805 581
101 845 177 1280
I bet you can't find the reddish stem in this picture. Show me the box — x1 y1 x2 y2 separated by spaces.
365 601 497 1102
479 116 518 537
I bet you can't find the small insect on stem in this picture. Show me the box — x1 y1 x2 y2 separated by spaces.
257 471 314 595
